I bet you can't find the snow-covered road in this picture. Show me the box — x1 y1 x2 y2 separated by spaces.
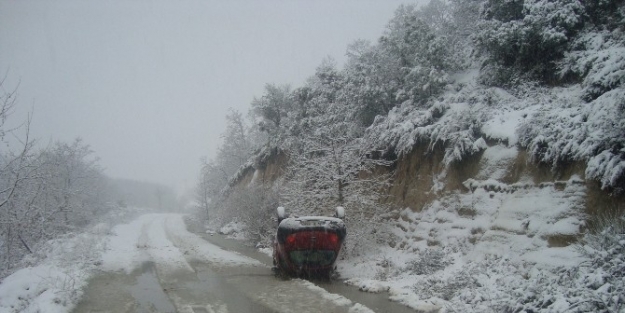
70 213 408 313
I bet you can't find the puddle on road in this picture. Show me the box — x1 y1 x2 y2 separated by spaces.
181 262 276 313
74 261 277 313
198 232 416 313
129 262 176 313
73 262 179 313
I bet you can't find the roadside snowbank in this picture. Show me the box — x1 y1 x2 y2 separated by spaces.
0 265 86 313
0 224 107 313
219 220 249 240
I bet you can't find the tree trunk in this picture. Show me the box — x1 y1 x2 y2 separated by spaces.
338 179 345 204
18 233 33 254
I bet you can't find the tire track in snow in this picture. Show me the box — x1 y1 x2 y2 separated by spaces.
150 214 272 313
96 213 376 313
162 214 261 267
144 215 195 275
155 214 359 313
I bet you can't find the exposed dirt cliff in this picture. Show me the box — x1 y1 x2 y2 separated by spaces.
234 142 623 245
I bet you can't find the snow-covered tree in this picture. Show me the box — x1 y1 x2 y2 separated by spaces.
250 84 294 137
216 109 252 176
584 0 625 30
196 159 227 214
37 139 106 227
0 79 39 272
0 75 17 141
282 97 391 204
1 137 109 273
476 0 586 84
197 109 255 196
280 116 394 257
342 3 463 127
384 4 459 102
559 27 625 101
284 58 348 138
343 40 402 126
218 185 279 244
0 78 113 275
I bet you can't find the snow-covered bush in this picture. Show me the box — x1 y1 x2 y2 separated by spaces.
404 248 449 276
584 0 625 31
209 185 279 245
0 221 112 312
219 221 247 236
570 212 625 312
341 211 396 260
485 212 625 313
414 266 479 301
560 30 625 101
0 136 113 276
476 0 585 84
518 87 625 192
363 84 492 167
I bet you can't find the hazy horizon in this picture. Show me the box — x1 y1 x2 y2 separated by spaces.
0 0 420 192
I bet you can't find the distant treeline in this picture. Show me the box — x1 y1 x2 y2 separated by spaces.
108 178 178 211
0 83 178 275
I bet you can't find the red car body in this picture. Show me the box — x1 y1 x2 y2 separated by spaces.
273 216 347 277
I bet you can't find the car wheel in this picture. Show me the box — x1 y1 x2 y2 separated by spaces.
272 255 289 279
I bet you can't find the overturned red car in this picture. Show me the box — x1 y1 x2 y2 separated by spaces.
272 207 347 278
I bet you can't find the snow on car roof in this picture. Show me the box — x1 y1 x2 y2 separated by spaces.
279 216 345 230
296 216 343 222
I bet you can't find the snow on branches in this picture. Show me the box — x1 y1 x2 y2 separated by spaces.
519 87 625 192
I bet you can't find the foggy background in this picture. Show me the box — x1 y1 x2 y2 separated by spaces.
0 0 415 193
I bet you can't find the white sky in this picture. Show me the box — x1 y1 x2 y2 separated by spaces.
0 0 419 192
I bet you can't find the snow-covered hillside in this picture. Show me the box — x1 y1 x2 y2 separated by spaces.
365 76 624 193
197 0 624 312
335 166 624 312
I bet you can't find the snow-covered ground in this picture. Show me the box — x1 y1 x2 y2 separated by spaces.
2 194 620 313
330 142 622 312
336 173 587 312
1 212 399 313
342 66 624 312
0 222 109 313
0 212 259 313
